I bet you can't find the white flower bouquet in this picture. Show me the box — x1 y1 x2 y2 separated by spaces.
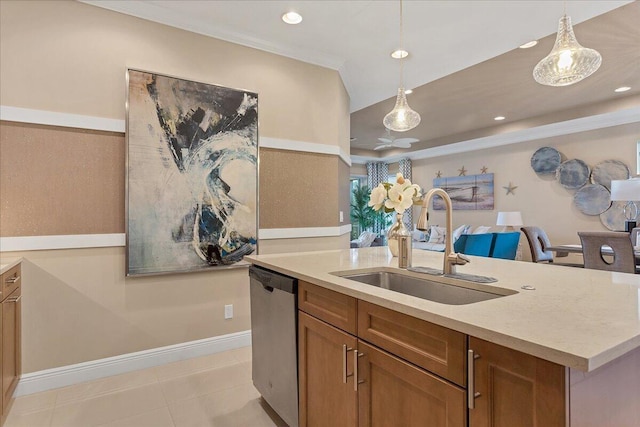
368 173 421 214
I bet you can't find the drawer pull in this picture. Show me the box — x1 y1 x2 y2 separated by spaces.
5 295 21 303
468 349 481 409
342 345 354 384
5 275 20 284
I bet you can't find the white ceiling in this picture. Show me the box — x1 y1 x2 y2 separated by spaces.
82 0 632 113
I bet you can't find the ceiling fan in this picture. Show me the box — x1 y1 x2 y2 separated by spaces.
374 130 419 150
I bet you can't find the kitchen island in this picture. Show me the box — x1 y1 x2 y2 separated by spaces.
247 247 640 426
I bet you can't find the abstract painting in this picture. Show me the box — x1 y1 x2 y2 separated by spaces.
126 70 258 275
432 173 494 210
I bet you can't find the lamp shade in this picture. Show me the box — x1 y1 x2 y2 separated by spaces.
496 211 523 227
610 178 640 201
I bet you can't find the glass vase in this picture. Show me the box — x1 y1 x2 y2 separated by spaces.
387 212 410 258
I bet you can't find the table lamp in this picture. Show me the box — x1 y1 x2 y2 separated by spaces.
611 177 640 232
496 211 523 232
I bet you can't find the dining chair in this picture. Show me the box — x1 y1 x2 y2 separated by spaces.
521 226 582 267
578 231 636 274
520 226 555 263
631 227 640 247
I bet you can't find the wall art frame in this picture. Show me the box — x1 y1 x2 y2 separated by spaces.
432 173 494 210
126 69 258 276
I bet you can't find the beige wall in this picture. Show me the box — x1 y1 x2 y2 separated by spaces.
409 123 638 261
0 0 350 372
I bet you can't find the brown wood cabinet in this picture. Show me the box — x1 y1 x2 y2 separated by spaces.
358 340 466 427
0 263 21 426
298 311 357 427
468 337 565 427
297 279 640 427
298 281 466 427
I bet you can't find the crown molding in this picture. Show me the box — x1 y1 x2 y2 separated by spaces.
351 106 640 164
80 1 344 70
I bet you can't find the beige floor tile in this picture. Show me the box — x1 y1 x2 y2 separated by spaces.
10 389 58 415
50 383 166 427
227 346 252 363
96 406 175 427
159 361 252 404
3 407 53 427
152 350 241 381
56 368 158 406
168 383 285 427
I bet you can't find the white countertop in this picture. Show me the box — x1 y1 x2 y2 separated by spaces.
246 247 640 372
0 257 22 275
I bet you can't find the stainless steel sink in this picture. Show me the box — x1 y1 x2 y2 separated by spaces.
332 269 516 305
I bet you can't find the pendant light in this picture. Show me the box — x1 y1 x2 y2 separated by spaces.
533 4 602 87
383 0 420 132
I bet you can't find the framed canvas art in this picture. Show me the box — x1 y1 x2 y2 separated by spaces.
126 69 258 276
432 173 494 210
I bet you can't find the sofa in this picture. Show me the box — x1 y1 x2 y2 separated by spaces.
412 225 489 252
413 225 520 260
350 231 383 248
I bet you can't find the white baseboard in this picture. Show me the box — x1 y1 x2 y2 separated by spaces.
15 330 251 397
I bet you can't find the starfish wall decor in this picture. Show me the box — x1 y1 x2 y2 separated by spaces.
436 170 442 178
481 166 488 174
503 182 518 195
458 166 467 176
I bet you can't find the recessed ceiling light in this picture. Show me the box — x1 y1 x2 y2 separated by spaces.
519 40 538 49
391 50 409 59
282 11 302 25
404 89 413 94
494 116 506 121
614 86 631 93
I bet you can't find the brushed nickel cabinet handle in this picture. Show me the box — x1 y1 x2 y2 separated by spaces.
342 345 354 384
354 352 364 391
468 349 481 409
5 295 21 303
5 275 20 284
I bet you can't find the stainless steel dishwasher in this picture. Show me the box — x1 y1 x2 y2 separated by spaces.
249 265 298 427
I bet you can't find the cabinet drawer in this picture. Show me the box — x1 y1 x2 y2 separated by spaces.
358 300 466 387
299 281 357 334
1 265 21 302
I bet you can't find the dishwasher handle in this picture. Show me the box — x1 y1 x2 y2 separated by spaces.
249 265 297 294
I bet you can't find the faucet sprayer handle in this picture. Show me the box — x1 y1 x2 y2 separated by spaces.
455 253 471 265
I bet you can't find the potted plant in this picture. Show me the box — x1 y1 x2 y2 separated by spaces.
350 184 390 241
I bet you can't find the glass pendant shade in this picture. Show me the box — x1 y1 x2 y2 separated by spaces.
383 87 421 132
533 15 602 87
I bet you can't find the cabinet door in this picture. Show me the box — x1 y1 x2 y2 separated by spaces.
468 337 565 427
299 311 358 427
357 340 466 427
2 286 21 414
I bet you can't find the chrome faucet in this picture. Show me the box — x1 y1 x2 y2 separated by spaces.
417 189 470 275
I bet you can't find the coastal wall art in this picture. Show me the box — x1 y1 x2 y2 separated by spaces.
126 69 258 276
432 173 494 210
529 147 631 231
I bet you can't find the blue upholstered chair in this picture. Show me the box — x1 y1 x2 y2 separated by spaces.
490 232 521 260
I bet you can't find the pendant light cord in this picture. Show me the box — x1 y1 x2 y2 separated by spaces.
399 0 404 88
